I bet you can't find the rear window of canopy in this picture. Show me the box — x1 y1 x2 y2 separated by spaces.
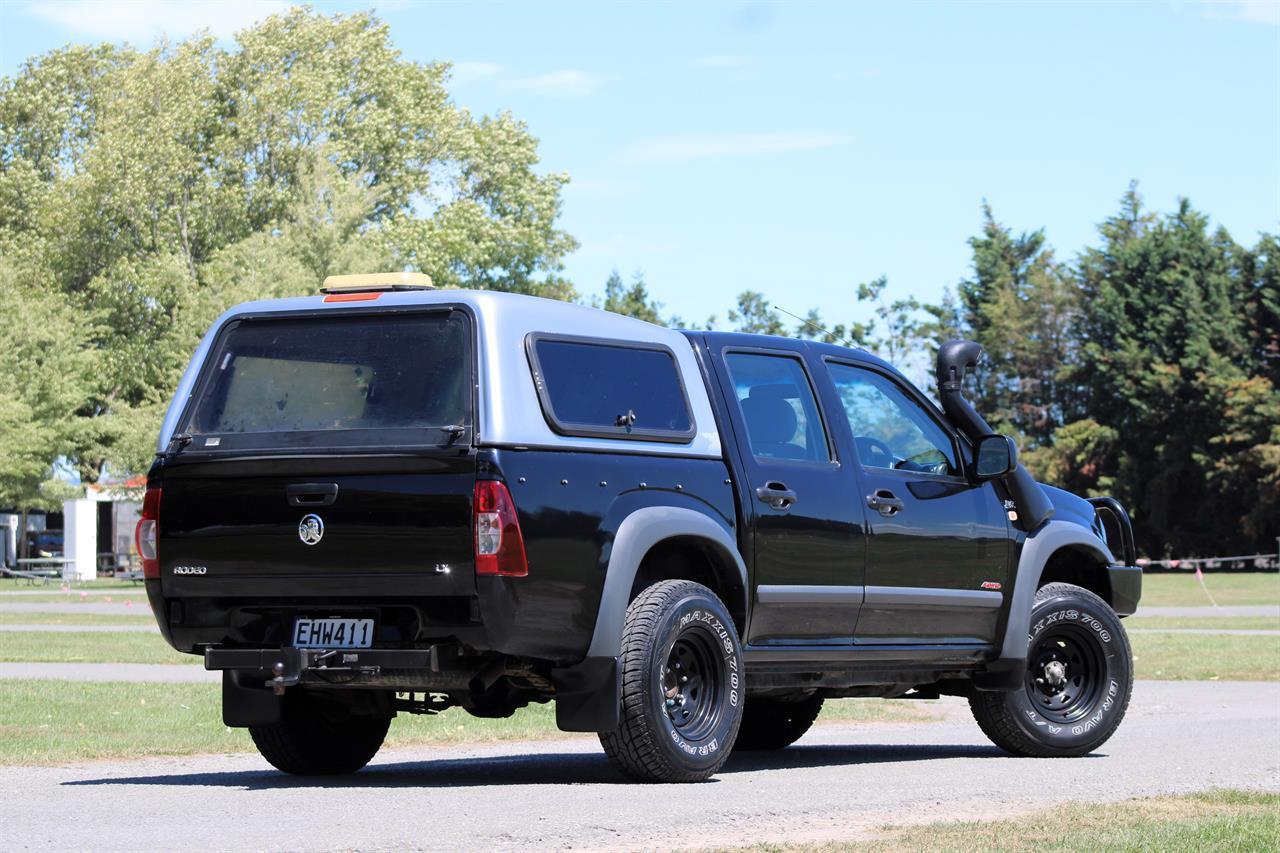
184 310 471 450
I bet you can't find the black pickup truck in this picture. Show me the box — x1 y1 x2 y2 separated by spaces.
141 273 1141 783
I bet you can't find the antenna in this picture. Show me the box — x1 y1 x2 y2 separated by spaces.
773 304 854 348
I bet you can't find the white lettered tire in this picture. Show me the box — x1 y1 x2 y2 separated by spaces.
599 580 744 782
971 582 1133 757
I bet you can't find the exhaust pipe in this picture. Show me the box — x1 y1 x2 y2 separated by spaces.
936 340 1054 530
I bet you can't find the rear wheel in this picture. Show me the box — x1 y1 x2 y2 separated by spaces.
249 690 391 775
599 580 744 783
734 695 824 751
971 582 1132 757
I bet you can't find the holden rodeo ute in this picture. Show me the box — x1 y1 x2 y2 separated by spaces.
140 272 1141 783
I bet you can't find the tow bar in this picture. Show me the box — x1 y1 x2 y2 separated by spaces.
205 647 436 692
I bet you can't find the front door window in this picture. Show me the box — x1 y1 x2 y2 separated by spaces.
827 364 958 477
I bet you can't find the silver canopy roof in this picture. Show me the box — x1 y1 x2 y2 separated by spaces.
157 289 723 459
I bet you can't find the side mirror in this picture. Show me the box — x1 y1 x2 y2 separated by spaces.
973 434 1017 481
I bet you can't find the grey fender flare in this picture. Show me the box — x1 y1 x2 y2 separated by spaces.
585 506 747 658
999 519 1115 661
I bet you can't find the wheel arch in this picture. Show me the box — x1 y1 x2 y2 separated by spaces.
998 520 1114 663
586 506 747 658
1038 545 1114 606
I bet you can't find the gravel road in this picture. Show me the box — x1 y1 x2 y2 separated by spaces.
2 680 1276 852
0 662 212 682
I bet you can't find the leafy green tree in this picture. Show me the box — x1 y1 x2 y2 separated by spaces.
0 8 576 481
1073 187 1274 555
1244 234 1280 385
728 291 787 335
1020 419 1118 497
600 270 664 324
0 260 92 520
955 205 1080 445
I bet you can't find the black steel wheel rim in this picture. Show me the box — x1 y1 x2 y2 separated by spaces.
1025 622 1107 724
661 624 724 741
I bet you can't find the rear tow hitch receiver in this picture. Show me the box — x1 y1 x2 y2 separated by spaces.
266 648 383 694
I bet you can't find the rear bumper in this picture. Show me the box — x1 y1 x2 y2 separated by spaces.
209 645 621 732
206 645 433 674
1107 564 1142 616
206 645 485 692
147 583 592 662
150 590 490 654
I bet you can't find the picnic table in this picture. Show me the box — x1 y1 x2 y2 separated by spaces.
4 557 78 585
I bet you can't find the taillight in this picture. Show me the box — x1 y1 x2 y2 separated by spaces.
136 487 161 579
474 480 528 577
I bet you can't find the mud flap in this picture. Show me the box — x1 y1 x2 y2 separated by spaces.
222 669 281 727
551 656 620 732
972 658 1024 692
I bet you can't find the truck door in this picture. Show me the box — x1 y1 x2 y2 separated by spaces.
707 341 866 645
822 358 1012 645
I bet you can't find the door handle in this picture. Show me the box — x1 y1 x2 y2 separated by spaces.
286 483 339 507
756 482 798 511
866 489 905 517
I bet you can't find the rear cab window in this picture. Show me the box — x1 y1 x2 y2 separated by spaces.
183 310 472 451
526 334 695 442
722 352 831 463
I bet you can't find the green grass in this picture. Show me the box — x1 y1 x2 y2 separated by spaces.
0 680 240 765
817 698 937 724
739 789 1280 852
1130 630 1280 681
0 680 576 765
0 611 158 626
1141 572 1280 607
0 631 198 665
1127 615 1279 631
0 680 935 766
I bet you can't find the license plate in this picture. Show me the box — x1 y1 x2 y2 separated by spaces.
292 618 374 649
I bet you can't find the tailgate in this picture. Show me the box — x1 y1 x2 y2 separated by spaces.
155 306 477 600
159 454 475 598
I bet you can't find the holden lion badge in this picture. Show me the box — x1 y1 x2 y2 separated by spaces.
298 513 325 545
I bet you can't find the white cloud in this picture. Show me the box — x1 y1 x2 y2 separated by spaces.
1199 0 1279 24
691 54 752 69
25 0 293 41
450 61 503 83
622 132 852 164
506 69 610 97
1226 0 1280 23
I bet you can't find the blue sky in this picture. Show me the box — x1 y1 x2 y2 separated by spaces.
3 1 1278 328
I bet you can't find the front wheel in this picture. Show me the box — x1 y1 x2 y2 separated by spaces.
971 582 1133 757
599 580 744 782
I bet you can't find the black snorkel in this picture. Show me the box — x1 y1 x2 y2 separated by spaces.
936 340 1054 531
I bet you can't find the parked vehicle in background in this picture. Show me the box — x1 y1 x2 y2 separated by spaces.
141 273 1142 782
26 530 63 559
